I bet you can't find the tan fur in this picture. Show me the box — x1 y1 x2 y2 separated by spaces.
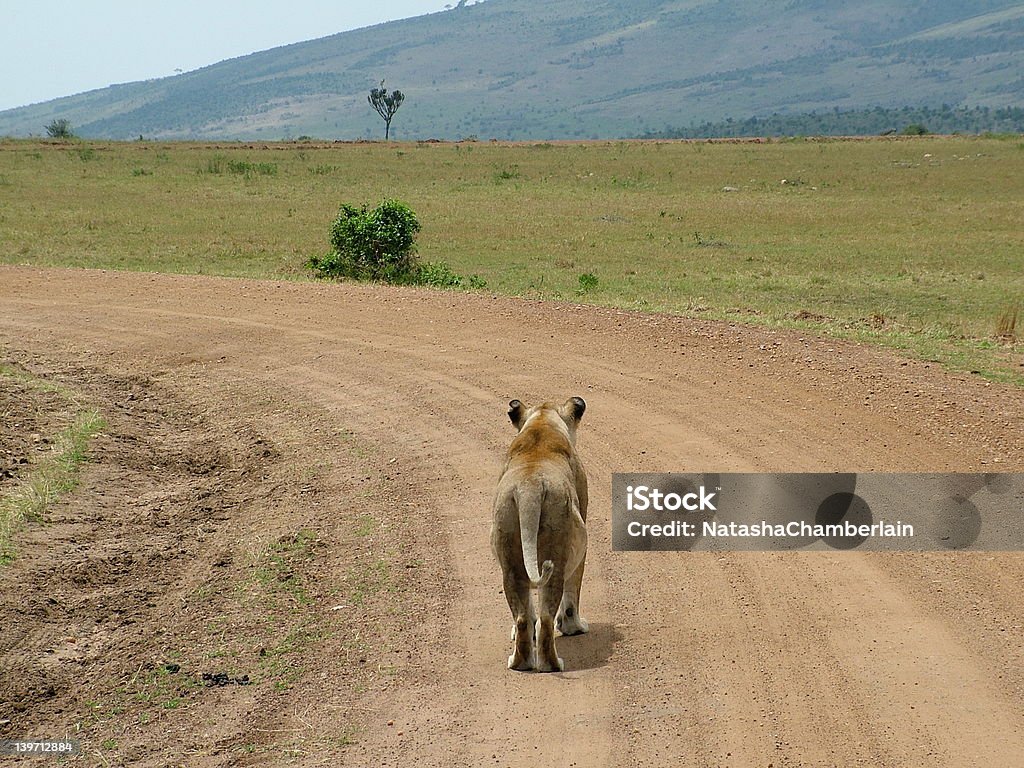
491 397 589 672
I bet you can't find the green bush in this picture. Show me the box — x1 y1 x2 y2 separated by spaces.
45 119 74 139
324 199 421 280
412 260 464 287
411 261 487 289
577 272 599 293
900 123 930 136
307 199 485 289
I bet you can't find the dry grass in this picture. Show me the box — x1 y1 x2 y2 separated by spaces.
1 135 1021 382
997 305 1019 343
0 403 105 565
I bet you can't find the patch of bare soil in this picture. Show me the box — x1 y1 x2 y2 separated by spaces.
0 367 71 489
1 266 1022 768
0 350 449 766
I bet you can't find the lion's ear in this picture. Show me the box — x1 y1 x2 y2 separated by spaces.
563 396 586 422
508 399 525 429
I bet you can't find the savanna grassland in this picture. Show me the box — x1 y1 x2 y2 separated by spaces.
3 135 1024 767
1 136 1021 382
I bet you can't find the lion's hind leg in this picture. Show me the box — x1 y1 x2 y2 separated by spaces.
556 506 590 636
556 558 589 636
503 569 535 671
535 570 565 672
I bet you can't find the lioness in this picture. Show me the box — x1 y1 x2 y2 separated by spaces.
491 397 589 672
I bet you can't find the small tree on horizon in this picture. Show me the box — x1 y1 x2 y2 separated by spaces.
45 118 74 139
368 80 405 140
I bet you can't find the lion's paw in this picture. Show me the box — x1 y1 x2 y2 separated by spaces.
535 656 564 673
508 653 533 672
556 610 590 636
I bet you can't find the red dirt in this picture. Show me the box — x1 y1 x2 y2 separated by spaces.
1 266 1022 767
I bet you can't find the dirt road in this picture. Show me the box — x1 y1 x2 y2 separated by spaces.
1 266 1022 767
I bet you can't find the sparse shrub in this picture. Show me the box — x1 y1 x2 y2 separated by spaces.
693 231 722 247
996 305 1019 342
411 261 468 288
901 123 930 136
205 155 226 174
45 119 74 139
202 155 276 177
494 165 520 182
226 159 277 177
410 262 487 289
577 273 599 293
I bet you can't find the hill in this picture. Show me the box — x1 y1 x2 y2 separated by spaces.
2 0 1024 140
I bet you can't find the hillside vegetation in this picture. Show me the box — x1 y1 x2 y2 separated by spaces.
648 105 1024 138
1 0 1023 140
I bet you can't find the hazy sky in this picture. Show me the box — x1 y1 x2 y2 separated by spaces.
0 1 450 111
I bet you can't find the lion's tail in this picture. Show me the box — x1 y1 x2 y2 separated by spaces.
515 483 554 588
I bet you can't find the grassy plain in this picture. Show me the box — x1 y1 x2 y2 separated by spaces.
0 136 1021 382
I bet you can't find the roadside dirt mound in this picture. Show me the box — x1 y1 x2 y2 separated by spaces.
1 266 1022 767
